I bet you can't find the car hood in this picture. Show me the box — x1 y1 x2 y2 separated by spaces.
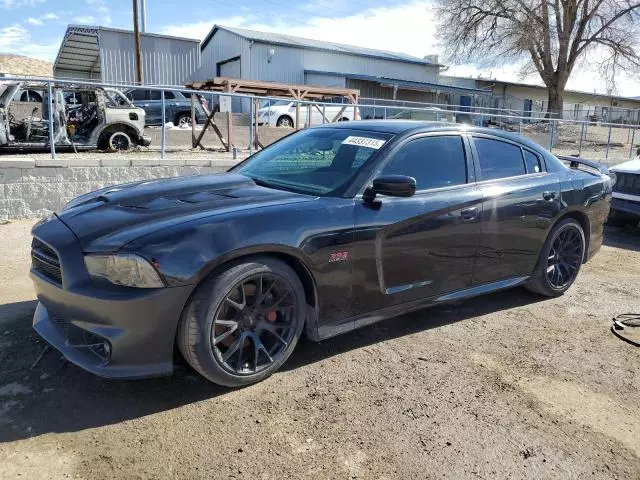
610 158 640 174
56 173 312 251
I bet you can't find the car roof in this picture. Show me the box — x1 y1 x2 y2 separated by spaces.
313 120 547 151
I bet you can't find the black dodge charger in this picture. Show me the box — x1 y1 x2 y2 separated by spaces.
30 121 612 386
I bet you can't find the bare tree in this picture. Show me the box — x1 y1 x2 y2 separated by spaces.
435 0 640 117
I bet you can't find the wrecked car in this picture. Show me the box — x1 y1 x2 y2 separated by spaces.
0 81 151 152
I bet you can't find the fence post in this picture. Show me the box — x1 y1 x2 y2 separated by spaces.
384 107 387 119
605 123 613 162
322 105 326 124
578 122 585 157
518 119 522 136
249 97 254 156
548 120 554 151
47 80 56 160
160 90 166 160
630 128 637 159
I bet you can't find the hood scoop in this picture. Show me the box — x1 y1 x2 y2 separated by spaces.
128 192 236 210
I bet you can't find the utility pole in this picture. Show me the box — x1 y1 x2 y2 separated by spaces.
132 0 143 84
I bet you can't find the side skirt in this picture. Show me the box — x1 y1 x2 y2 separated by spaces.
315 276 530 341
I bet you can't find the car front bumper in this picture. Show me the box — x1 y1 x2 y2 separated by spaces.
611 197 640 217
31 216 193 379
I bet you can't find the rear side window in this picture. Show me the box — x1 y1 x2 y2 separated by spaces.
380 136 467 190
129 89 147 101
474 137 526 180
523 149 542 173
163 91 176 100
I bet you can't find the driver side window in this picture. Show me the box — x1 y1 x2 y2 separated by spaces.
380 135 468 191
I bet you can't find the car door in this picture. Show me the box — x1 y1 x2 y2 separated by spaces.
350 133 483 316
146 90 164 125
469 134 561 285
128 89 157 123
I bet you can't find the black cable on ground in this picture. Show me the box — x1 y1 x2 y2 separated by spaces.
611 314 640 347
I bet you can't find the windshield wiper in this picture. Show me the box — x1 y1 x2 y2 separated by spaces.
249 177 284 190
248 176 324 196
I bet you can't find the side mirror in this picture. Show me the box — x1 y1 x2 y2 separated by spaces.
364 175 416 201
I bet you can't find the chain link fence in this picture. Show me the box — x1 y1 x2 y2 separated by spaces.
1 76 638 166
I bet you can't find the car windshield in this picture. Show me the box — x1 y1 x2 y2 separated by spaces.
233 128 393 196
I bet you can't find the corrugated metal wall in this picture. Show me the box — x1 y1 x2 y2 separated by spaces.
193 28 248 82
99 30 200 85
196 31 440 86
305 72 346 88
346 79 437 103
248 43 439 84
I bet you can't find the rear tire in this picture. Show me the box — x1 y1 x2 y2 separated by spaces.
276 115 294 128
175 113 193 128
525 218 585 297
178 257 306 387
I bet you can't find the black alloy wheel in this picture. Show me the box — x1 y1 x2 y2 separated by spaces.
178 257 306 386
212 273 298 375
526 218 585 297
109 131 132 151
545 225 584 289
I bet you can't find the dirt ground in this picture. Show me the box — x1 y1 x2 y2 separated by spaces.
0 220 639 480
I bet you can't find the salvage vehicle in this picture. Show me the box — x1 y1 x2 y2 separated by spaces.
0 81 150 151
30 121 612 386
607 150 640 226
256 99 360 128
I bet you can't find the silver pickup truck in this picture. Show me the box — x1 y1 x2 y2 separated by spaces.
0 80 150 151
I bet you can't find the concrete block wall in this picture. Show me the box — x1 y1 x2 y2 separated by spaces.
0 158 243 220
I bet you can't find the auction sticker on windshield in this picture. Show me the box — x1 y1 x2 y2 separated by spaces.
342 136 386 149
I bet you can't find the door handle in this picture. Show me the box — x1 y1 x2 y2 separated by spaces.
460 207 479 221
543 191 556 201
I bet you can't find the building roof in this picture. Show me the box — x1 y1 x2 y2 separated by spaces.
54 25 199 78
203 25 442 67
469 76 640 104
305 70 492 96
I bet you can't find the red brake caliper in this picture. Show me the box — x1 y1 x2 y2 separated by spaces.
267 311 277 323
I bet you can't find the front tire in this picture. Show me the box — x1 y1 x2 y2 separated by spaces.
526 218 585 297
99 130 132 151
178 257 306 387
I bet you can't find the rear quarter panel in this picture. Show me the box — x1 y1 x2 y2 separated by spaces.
558 169 611 260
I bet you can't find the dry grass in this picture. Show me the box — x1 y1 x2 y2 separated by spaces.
0 55 52 77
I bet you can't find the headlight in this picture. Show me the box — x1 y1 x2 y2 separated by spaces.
269 110 278 116
84 254 164 288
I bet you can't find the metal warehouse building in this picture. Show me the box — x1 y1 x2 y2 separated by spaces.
53 25 201 85
192 25 488 109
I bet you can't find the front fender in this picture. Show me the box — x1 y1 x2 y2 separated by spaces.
90 121 144 144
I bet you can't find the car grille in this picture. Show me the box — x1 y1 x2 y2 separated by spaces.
48 308 71 332
31 238 62 284
614 172 640 195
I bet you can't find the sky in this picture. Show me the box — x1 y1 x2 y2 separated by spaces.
0 0 637 96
